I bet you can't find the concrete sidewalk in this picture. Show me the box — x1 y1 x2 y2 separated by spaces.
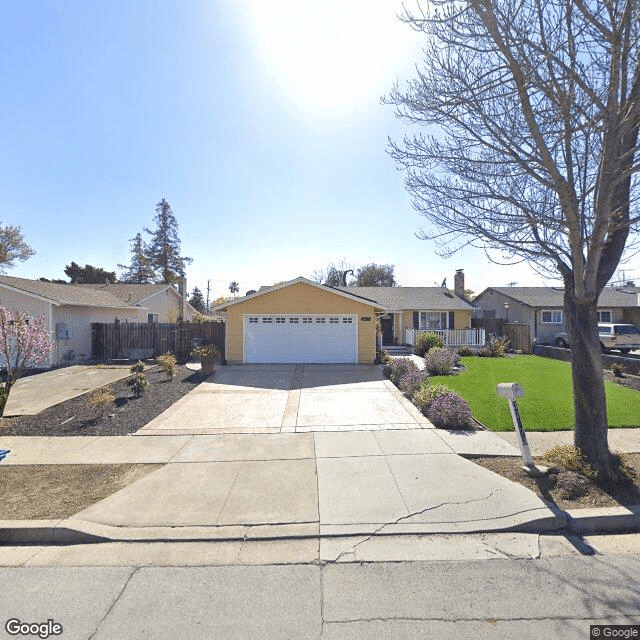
0 430 567 546
497 428 640 455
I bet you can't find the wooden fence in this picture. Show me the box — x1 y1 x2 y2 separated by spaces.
472 318 533 353
91 321 225 363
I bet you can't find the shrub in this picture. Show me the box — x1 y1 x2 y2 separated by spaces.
157 352 177 378
456 346 474 357
426 392 473 430
130 360 145 373
423 347 461 375
541 445 598 480
397 369 431 398
127 373 148 397
412 383 453 414
479 334 510 357
88 386 115 409
376 347 392 364
383 357 418 386
611 362 625 378
415 331 444 357
191 344 222 361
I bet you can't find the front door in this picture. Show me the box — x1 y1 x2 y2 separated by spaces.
381 315 394 345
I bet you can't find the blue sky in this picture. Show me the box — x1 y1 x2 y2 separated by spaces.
2 0 636 301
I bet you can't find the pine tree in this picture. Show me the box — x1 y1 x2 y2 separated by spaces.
118 233 156 284
189 287 207 314
144 198 192 284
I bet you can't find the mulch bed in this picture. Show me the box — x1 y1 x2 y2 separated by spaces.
0 365 207 436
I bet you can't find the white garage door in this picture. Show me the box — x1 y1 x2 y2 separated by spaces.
244 314 358 363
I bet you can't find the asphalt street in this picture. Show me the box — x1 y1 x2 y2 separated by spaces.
1 542 640 640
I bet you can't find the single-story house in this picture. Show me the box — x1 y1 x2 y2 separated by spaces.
79 282 195 323
213 277 387 364
340 274 475 347
0 276 195 365
212 272 480 364
474 286 640 344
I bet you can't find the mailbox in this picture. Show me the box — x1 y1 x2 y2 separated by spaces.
496 382 524 401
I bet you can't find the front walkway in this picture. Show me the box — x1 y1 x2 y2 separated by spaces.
3 365 134 416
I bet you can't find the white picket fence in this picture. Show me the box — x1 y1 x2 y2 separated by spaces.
405 328 485 347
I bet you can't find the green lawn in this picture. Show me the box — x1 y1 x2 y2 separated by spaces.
431 355 640 432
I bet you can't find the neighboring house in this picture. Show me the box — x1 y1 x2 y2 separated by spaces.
0 276 195 365
213 277 386 364
340 269 475 346
79 283 195 323
474 286 640 345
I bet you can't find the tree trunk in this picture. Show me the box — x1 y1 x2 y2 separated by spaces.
564 295 622 482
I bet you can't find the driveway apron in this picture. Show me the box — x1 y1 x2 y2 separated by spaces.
24 364 563 544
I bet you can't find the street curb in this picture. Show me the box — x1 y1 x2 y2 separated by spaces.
0 511 568 545
2 507 639 545
565 504 640 535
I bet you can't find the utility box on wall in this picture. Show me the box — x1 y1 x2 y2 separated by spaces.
56 322 72 340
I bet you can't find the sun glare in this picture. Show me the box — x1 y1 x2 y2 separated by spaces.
246 0 423 113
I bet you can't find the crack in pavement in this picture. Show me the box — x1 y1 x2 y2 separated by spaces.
88 567 139 640
320 613 638 625
326 486 516 563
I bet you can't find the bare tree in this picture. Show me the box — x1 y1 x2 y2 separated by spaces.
311 259 356 286
387 0 640 480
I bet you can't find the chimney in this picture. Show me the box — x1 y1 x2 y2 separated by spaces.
454 269 465 297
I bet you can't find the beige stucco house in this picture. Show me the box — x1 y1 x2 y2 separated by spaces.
474 286 640 344
0 276 195 365
213 277 386 364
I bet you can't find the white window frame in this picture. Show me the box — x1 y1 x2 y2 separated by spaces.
597 310 612 323
541 309 563 323
418 311 447 330
147 313 159 324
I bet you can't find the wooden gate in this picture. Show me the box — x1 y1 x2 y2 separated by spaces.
503 323 533 353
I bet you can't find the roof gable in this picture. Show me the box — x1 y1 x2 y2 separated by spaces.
213 277 386 311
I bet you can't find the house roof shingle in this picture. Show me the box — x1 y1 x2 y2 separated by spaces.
0 276 134 309
78 283 173 305
339 286 475 311
481 286 639 308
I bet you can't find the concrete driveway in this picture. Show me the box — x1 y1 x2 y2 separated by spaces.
137 364 430 435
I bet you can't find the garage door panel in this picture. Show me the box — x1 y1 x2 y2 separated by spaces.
244 315 357 363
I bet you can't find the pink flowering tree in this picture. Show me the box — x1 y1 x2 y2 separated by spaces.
0 306 54 416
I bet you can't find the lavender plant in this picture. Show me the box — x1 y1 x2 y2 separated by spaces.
426 393 473 430
397 369 431 398
423 347 461 375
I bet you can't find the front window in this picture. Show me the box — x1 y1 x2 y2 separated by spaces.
148 313 158 323
597 310 612 323
419 312 447 330
541 310 563 323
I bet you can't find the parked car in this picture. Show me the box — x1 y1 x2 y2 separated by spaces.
554 324 640 354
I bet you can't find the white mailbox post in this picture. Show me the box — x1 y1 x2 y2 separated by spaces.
497 382 547 475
